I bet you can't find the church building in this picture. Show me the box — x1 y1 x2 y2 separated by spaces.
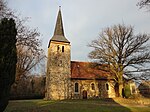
45 7 120 100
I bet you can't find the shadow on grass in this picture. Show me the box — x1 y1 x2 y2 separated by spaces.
4 98 134 112
58 98 132 112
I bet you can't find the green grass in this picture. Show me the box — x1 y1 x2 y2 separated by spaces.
4 98 150 112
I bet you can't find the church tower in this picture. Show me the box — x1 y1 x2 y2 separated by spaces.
45 7 71 100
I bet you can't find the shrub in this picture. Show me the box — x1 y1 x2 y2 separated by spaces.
124 84 131 98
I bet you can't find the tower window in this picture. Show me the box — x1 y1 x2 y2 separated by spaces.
75 82 79 93
62 46 64 52
57 45 60 51
106 83 109 91
91 83 95 90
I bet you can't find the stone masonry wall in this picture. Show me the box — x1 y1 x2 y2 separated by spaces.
71 79 116 99
45 41 71 100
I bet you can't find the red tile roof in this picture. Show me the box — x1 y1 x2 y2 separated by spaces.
71 61 114 80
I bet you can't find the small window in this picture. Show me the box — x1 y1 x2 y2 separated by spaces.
91 83 95 90
62 46 64 52
106 83 109 90
57 45 60 51
75 83 79 93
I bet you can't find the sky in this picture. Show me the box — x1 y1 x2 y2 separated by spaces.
8 0 150 61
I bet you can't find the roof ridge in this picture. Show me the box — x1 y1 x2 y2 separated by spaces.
71 61 92 63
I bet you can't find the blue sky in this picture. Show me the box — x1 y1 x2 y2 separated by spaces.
8 0 150 61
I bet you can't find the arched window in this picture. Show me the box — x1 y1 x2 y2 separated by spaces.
106 83 109 90
91 83 95 90
62 46 64 52
75 83 79 93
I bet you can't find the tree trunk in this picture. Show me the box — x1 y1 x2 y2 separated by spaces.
118 83 123 97
118 67 124 97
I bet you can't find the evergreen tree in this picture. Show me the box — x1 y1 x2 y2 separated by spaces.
0 18 17 112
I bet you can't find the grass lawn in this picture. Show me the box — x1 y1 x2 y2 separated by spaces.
4 98 150 112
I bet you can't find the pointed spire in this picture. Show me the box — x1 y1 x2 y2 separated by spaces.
54 6 64 36
50 6 70 44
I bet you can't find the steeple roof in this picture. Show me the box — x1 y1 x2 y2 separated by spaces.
50 7 70 43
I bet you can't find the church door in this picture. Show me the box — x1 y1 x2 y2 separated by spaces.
115 83 119 97
83 90 87 99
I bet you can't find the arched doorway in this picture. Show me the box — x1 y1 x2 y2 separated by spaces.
82 90 87 99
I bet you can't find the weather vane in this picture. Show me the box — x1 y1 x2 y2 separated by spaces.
59 6 61 10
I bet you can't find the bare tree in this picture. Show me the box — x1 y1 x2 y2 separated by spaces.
0 0 7 18
1 0 45 81
0 0 15 19
88 24 150 97
15 17 45 81
137 0 150 10
16 45 45 81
